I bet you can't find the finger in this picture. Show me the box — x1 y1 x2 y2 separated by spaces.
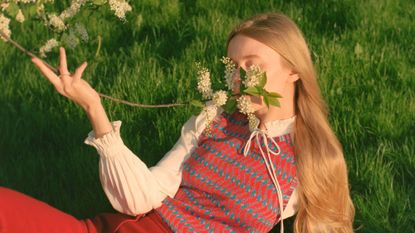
60 73 72 89
59 47 69 75
31 57 61 87
73 62 88 82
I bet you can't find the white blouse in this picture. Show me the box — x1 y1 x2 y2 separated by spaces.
84 107 299 221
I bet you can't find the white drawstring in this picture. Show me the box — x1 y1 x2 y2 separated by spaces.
243 129 285 233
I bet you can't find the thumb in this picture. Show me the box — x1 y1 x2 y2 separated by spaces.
73 62 88 81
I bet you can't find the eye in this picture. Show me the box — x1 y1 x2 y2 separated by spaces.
243 61 262 72
244 59 262 69
230 59 239 68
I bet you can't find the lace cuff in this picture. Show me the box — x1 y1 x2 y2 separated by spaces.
84 120 125 157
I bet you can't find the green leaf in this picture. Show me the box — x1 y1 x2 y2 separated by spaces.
243 87 261 96
223 98 237 113
190 99 204 108
257 87 266 96
5 2 19 18
268 92 282 98
258 73 267 88
268 97 281 107
239 67 246 87
263 95 270 108
240 68 246 80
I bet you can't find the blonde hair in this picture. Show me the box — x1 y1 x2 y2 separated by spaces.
227 13 355 233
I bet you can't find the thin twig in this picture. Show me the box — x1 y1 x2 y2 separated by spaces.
98 93 187 108
0 30 187 108
0 30 57 72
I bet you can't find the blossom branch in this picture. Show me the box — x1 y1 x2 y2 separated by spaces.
0 30 186 108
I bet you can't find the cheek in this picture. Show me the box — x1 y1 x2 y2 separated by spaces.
264 69 289 93
265 77 286 93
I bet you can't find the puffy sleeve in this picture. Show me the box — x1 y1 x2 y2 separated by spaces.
83 107 221 216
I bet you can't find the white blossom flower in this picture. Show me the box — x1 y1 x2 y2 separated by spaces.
212 90 228 107
247 113 259 131
16 0 36 3
59 0 86 21
48 13 66 31
73 23 88 42
0 13 11 42
109 0 132 21
243 64 263 88
221 56 237 90
1 3 9 12
16 9 25 23
39 38 59 57
236 95 258 131
59 3 80 21
196 63 213 99
203 105 217 122
236 95 254 115
202 104 217 136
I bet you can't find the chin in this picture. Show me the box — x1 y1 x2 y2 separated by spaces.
254 106 268 115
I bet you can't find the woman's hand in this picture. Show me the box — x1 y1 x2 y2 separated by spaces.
31 47 101 111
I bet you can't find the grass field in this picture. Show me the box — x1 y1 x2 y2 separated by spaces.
0 0 414 232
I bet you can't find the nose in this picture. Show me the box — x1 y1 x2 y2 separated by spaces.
231 67 241 95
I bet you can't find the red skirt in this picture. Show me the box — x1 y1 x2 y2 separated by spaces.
0 186 173 233
88 209 173 233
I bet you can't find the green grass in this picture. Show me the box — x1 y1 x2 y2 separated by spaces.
0 0 414 232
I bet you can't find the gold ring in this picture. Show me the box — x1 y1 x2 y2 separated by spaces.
59 73 71 78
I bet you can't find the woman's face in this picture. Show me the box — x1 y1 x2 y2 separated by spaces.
226 34 298 113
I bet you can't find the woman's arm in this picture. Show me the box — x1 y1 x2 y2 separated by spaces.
84 105 221 216
84 102 113 138
30 47 221 216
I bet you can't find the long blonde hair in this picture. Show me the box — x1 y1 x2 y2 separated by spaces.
227 13 355 233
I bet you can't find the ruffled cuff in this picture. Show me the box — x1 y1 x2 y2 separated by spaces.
84 120 125 157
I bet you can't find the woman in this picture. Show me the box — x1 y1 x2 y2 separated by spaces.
0 12 355 233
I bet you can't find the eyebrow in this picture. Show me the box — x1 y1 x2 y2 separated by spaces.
242 54 261 59
229 54 261 64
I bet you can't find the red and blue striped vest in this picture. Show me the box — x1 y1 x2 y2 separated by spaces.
155 110 298 232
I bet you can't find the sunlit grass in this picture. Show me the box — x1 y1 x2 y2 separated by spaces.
0 1 413 232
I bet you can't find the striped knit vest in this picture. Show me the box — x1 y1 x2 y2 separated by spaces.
154 110 298 233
